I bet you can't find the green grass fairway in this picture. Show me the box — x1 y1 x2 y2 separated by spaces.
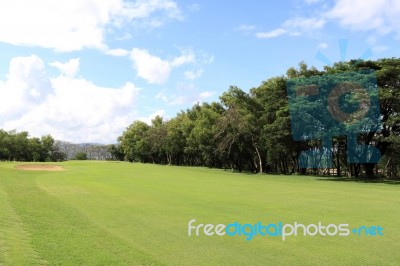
0 161 399 265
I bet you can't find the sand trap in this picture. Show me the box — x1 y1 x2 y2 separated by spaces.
15 164 65 171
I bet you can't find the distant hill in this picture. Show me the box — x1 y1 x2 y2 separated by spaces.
55 141 112 160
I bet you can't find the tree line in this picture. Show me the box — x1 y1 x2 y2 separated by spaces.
0 129 65 162
0 131 117 162
117 58 400 179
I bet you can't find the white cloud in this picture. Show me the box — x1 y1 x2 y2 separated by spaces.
120 0 182 21
184 69 203 80
251 0 400 43
198 91 215 99
115 32 133 41
317 42 328 49
0 55 51 119
283 17 326 31
200 53 214 65
155 83 215 105
257 17 325 39
236 24 257 37
130 48 196 84
256 28 287 39
49 58 80 78
326 0 400 35
170 50 196 67
139 109 167 124
0 55 139 143
130 48 172 84
0 0 182 52
106 48 130 56
155 90 169 102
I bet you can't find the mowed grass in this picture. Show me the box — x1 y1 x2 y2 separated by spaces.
0 161 399 265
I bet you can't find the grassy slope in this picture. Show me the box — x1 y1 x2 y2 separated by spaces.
0 161 399 265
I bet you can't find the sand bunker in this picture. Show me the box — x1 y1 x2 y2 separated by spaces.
15 164 65 171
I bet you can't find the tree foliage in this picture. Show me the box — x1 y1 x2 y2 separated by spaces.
0 130 65 162
74 152 88 160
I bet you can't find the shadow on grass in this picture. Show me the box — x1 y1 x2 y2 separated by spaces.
316 176 400 185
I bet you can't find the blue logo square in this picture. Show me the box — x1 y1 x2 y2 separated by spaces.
286 70 381 168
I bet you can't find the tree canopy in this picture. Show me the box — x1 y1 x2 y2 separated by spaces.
0 130 65 162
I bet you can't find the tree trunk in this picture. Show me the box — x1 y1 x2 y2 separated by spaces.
254 145 263 173
355 164 361 178
363 163 376 178
336 144 341 177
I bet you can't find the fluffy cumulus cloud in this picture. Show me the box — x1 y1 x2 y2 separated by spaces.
49 58 80 78
130 48 195 84
130 48 172 84
0 55 52 119
0 55 139 143
0 0 182 52
326 0 400 36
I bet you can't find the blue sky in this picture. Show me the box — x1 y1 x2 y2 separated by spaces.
0 0 399 143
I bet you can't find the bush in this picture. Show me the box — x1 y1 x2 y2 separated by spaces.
74 152 88 160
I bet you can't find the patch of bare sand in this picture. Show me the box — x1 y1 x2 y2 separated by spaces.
15 164 65 171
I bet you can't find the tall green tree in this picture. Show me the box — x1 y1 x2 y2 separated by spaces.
118 121 151 162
